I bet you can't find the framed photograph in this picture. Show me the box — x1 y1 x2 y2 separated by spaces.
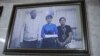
4 1 90 56
0 6 3 17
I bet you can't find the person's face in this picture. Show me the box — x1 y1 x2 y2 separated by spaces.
30 12 36 19
60 19 66 25
46 18 52 24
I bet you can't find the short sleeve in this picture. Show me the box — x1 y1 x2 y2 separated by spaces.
67 25 72 32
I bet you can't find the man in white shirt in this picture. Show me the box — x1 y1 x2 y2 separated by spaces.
20 10 38 48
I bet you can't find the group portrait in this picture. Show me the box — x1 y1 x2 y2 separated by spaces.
10 5 85 49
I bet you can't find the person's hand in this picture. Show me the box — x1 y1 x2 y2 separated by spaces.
60 42 65 47
67 38 72 43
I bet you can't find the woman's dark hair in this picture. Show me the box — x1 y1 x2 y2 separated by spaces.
59 17 66 21
46 15 53 20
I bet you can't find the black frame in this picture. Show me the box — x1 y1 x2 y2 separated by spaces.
0 6 3 17
3 1 90 56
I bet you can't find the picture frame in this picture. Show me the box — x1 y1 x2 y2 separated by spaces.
0 6 3 17
3 1 90 56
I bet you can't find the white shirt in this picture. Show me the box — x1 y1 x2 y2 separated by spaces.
20 15 38 42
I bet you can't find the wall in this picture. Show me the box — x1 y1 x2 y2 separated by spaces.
0 0 100 56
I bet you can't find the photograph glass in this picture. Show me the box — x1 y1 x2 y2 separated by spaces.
9 5 85 50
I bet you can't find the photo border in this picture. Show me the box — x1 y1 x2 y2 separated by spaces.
0 6 3 17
